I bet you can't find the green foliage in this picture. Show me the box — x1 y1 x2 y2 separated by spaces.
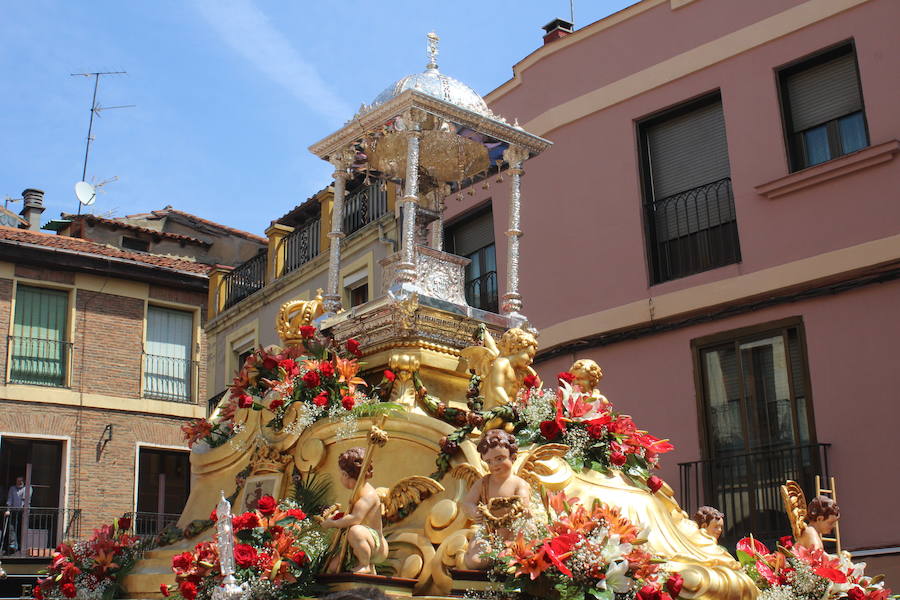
292 469 334 516
350 401 405 419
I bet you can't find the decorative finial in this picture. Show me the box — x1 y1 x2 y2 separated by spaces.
426 32 440 70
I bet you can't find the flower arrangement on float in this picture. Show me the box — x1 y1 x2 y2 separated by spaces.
33 518 144 600
737 537 894 600
483 490 679 600
165 496 326 600
181 327 400 450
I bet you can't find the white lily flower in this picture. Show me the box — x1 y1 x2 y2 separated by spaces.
605 560 633 593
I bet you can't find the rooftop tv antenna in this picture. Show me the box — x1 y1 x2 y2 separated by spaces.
70 71 134 214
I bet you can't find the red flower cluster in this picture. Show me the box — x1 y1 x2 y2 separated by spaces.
346 338 362 357
302 370 321 388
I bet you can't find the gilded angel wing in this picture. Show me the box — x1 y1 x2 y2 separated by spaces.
780 480 809 541
516 443 570 490
460 345 499 378
378 476 445 524
448 463 486 489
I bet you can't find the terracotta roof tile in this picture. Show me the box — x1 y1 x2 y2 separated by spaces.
150 207 268 244
0 225 211 275
62 213 211 246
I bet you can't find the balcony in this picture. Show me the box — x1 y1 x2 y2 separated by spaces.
282 218 321 275
143 354 196 403
678 443 830 549
7 336 72 387
0 507 81 557
125 511 181 542
343 183 388 237
466 270 498 313
646 177 741 284
222 250 267 310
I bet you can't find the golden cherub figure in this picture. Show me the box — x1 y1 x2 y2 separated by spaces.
461 328 538 411
569 358 609 404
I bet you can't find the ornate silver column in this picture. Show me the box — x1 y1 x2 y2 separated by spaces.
395 109 425 285
501 145 530 319
430 184 450 251
211 491 249 600
323 149 354 314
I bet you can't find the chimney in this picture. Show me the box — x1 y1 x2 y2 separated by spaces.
542 18 574 45
20 188 45 231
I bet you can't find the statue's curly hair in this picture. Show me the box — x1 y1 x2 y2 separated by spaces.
498 328 538 355
476 429 519 460
807 495 840 521
692 506 725 528
571 359 604 387
338 447 373 481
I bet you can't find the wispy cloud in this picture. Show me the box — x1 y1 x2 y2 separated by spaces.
193 0 352 124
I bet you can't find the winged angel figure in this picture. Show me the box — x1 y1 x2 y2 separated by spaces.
460 327 539 411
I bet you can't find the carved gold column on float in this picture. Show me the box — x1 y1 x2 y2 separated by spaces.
394 108 424 289
323 149 354 314
501 144 529 320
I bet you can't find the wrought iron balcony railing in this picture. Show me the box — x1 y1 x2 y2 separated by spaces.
465 270 499 313
282 218 321 275
7 336 71 387
645 177 741 284
143 354 196 403
343 183 388 236
0 507 81 557
125 511 181 541
678 443 830 549
223 250 267 309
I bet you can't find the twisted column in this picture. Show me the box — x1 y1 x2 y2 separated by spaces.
501 145 530 318
323 149 354 314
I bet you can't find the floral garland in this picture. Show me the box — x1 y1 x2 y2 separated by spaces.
34 518 145 600
484 491 681 600
165 496 326 600
183 328 399 449
737 537 894 600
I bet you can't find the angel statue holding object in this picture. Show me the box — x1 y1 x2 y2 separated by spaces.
320 447 388 574
461 327 538 411
463 429 532 569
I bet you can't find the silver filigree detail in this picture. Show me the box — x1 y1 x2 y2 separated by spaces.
324 150 354 314
502 145 529 317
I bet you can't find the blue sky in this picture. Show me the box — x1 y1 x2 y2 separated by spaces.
1 1 637 236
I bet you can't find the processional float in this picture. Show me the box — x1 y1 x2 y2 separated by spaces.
122 33 758 600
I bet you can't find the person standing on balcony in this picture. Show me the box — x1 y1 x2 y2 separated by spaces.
3 476 30 555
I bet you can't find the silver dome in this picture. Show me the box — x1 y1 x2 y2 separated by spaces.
369 67 493 118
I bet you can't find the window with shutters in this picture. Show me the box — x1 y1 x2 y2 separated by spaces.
445 208 498 313
779 42 868 171
638 93 741 284
144 306 194 403
9 286 71 387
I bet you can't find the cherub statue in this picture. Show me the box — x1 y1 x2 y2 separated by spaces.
461 328 538 411
569 358 609 404
321 448 388 574
692 506 725 541
798 495 840 551
461 430 532 569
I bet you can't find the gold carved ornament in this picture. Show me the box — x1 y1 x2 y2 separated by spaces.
276 290 325 346
378 476 445 523
780 480 809 541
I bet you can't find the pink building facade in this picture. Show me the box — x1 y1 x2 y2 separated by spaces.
442 0 900 575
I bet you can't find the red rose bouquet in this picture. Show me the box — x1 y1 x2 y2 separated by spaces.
167 497 325 600
34 518 144 600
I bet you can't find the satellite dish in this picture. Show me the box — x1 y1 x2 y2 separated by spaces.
75 181 96 206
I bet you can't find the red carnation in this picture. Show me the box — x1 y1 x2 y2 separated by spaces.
647 475 664 494
557 371 576 385
313 391 329 407
637 584 662 600
383 369 396 382
234 544 258 568
172 551 194 571
256 495 277 515
610 451 627 466
209 508 217 522
292 550 308 565
61 584 77 599
523 374 540 389
778 535 794 549
232 512 260 530
269 398 284 411
299 325 316 338
160 584 171 597
280 358 300 377
848 587 866 600
302 370 321 388
342 395 355 410
238 393 253 408
117 516 132 530
586 415 611 439
179 581 198 600
666 573 684 597
346 338 362 357
319 361 335 378
262 357 278 371
287 508 307 520
33 587 43 600
540 419 565 441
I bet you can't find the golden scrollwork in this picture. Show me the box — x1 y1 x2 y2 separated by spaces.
377 476 444 524
388 353 421 409
781 480 809 541
248 444 295 475
276 290 325 346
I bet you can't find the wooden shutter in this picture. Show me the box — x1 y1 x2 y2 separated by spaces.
646 100 733 242
786 52 862 133
448 210 494 257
